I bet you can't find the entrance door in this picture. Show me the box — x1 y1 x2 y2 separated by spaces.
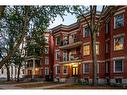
72 67 78 76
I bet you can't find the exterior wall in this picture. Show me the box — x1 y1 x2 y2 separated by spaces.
51 6 127 84
41 32 54 80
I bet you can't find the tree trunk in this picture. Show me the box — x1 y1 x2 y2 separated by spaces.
90 6 98 86
17 63 21 82
91 32 97 85
0 6 30 69
5 64 10 81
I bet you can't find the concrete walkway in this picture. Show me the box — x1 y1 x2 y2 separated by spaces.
0 84 22 89
34 83 73 89
0 81 73 89
0 81 44 89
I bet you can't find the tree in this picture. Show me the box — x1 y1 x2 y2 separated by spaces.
71 6 118 85
0 6 73 68
12 49 24 82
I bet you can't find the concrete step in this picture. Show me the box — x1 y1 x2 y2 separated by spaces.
66 77 78 83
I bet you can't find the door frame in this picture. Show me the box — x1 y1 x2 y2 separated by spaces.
72 66 78 76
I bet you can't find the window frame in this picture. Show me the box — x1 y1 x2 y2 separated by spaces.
45 67 49 75
83 44 90 56
63 51 67 61
114 36 124 51
114 59 124 73
56 36 61 45
45 57 49 65
114 14 124 29
83 27 90 38
83 64 89 73
63 65 68 75
56 66 60 74
56 50 60 60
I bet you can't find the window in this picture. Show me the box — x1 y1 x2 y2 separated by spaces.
45 57 49 64
114 14 124 28
63 51 67 61
106 21 110 33
97 63 99 73
63 65 68 74
45 37 49 44
83 45 90 55
96 44 99 55
114 36 124 51
83 64 89 73
114 59 123 72
56 66 60 74
106 62 109 73
56 50 60 60
63 36 68 45
83 27 90 37
56 36 61 45
45 47 49 54
106 42 109 53
45 67 49 75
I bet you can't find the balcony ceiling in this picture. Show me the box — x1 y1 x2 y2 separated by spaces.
59 59 81 64
59 41 82 49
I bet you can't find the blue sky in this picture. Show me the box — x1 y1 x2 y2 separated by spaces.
48 6 103 29
48 13 77 29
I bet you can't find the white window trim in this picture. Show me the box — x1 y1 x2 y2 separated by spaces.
83 64 89 74
56 66 60 75
114 14 124 29
45 67 49 75
45 57 49 65
63 51 67 61
114 36 124 51
83 27 90 38
114 59 124 73
63 66 68 75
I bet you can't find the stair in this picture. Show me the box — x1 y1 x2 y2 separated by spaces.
66 77 78 83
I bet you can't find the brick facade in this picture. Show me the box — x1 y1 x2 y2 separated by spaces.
49 6 127 84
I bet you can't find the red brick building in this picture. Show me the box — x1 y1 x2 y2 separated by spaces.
25 32 54 81
51 6 127 84
41 32 54 81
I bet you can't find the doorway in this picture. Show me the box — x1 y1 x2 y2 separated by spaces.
72 67 78 76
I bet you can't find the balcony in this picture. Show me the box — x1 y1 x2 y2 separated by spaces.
59 37 82 49
60 53 82 64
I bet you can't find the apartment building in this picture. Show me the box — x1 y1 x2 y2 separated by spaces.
25 32 54 81
51 6 127 84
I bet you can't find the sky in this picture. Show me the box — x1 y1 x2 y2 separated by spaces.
48 13 77 29
48 6 103 29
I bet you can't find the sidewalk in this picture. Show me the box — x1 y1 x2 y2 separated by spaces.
34 83 73 89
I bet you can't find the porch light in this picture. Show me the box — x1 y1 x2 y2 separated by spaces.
35 68 39 71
